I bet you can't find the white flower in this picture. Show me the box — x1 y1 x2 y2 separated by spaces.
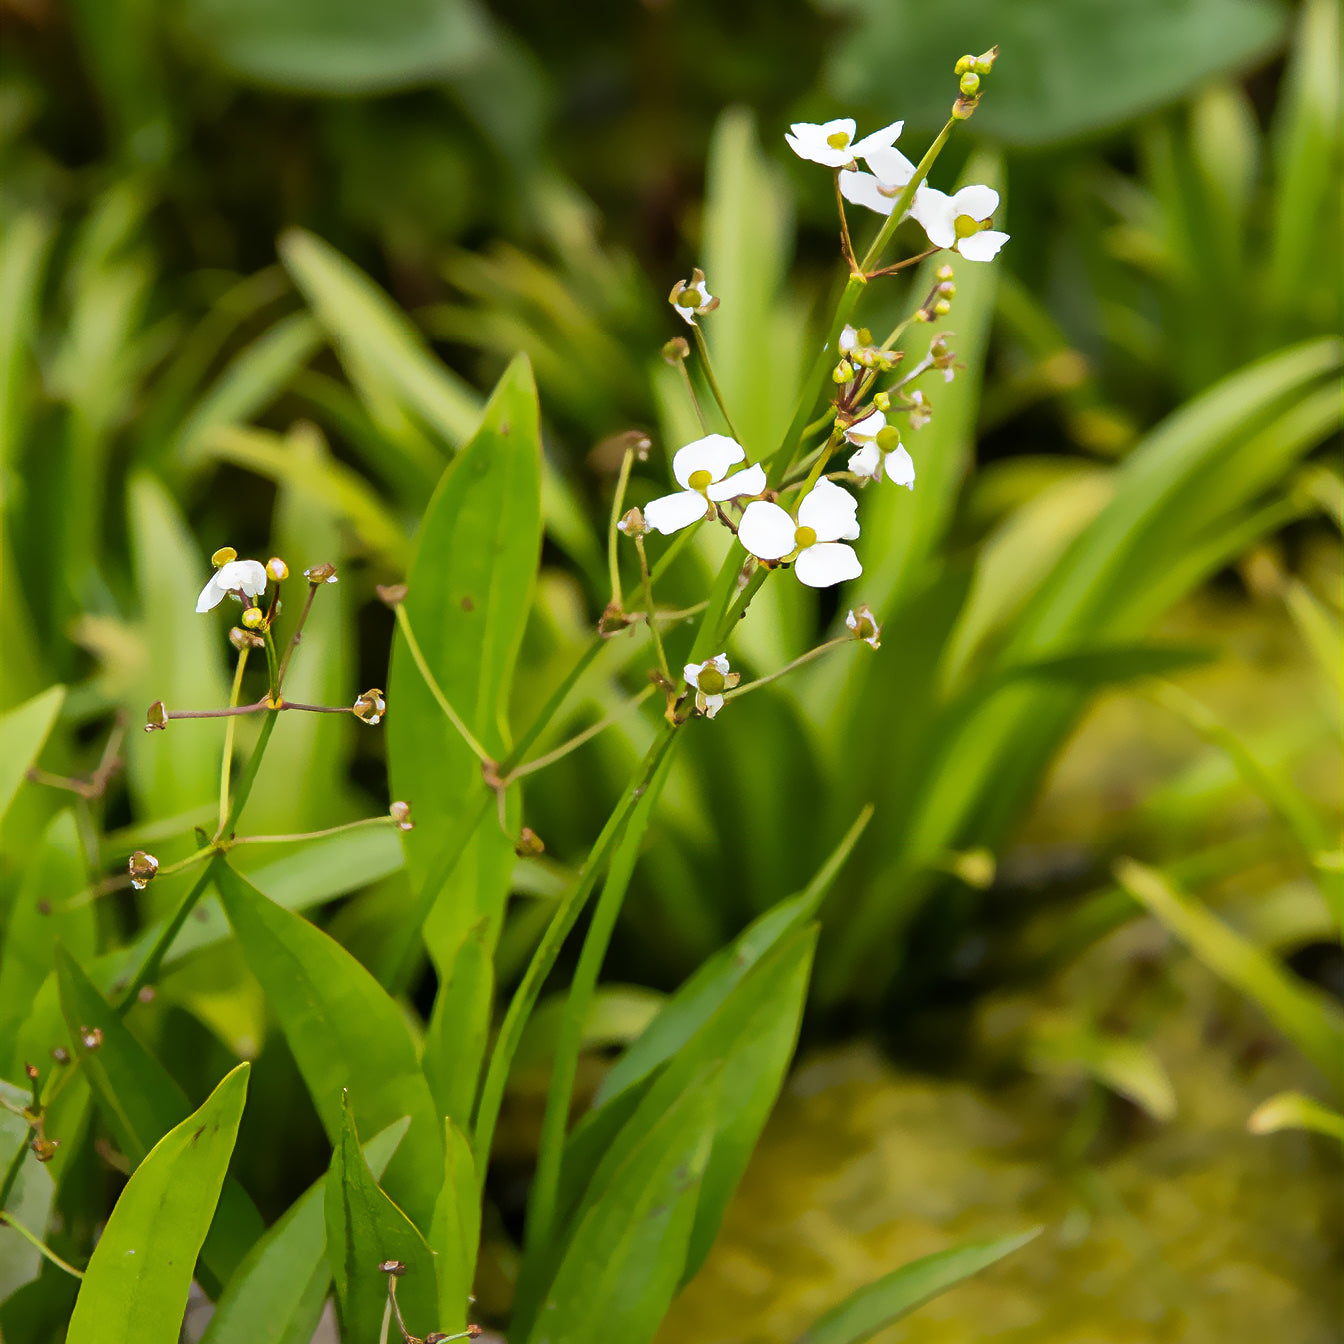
848 441 915 489
910 184 1009 262
843 408 886 446
668 268 719 325
846 605 882 649
643 434 767 536
838 143 918 217
785 118 904 169
683 653 740 719
196 559 267 613
738 478 862 589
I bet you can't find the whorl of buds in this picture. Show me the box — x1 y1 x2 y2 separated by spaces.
266 557 289 582
353 689 386 725
617 506 649 539
389 801 414 831
304 562 339 585
145 700 169 732
952 47 996 120
128 851 159 890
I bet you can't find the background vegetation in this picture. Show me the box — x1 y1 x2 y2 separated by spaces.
1 0 1340 1340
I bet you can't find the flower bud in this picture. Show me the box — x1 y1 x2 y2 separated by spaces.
661 336 691 364
832 359 854 384
872 391 890 411
514 826 545 858
846 604 882 649
936 264 955 282
211 546 238 567
52 1046 70 1065
389 801 414 831
376 583 409 607
353 688 386 725
129 850 159 890
266 557 289 582
617 506 649 538
79 1025 103 1051
229 626 265 651
972 46 998 74
241 606 266 629
933 298 952 317
304 562 339 585
378 1260 407 1276
32 1138 58 1162
145 701 169 732
959 72 980 97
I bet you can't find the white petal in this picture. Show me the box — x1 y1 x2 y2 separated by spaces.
838 324 858 352
885 445 916 489
671 433 745 489
839 170 898 216
950 184 999 221
910 185 956 248
861 144 916 188
852 120 904 160
706 462 766 502
709 653 730 675
216 559 268 597
844 408 886 444
795 542 862 588
848 444 881 478
798 478 860 542
957 229 1010 262
644 490 710 535
702 692 725 719
195 575 226 613
738 500 797 560
683 662 702 688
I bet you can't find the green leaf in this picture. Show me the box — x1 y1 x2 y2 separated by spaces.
326 1097 438 1344
1115 859 1344 1091
64 1063 249 1344
1248 1091 1344 1143
0 211 53 487
184 0 494 95
0 685 64 827
53 948 264 1290
213 863 442 1226
200 1119 409 1344
791 1228 1042 1344
823 0 1286 144
429 1118 479 1334
524 1067 720 1344
0 1080 55 1303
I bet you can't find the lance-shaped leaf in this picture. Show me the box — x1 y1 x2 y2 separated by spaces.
429 1117 480 1334
201 1118 410 1344
54 947 263 1290
64 1063 249 1344
326 1096 438 1344
791 1228 1042 1344
0 684 64 827
213 863 440 1226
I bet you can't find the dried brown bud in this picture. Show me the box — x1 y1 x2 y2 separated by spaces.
128 851 160 890
661 336 691 364
24 1062 38 1081
378 1259 407 1276
353 689 387 725
31 1138 58 1162
229 626 266 650
598 602 632 637
304 562 339 585
51 1047 70 1065
138 985 156 1003
389 801 414 831
514 827 545 858
617 506 649 539
376 583 409 607
145 701 169 732
79 1025 104 1051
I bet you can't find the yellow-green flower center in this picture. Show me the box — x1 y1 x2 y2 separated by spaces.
794 525 818 549
826 131 851 150
688 469 713 491
696 666 726 695
954 213 985 240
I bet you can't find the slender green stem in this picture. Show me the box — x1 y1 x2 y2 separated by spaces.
168 702 268 720
692 325 744 446
607 447 635 609
220 709 279 837
835 169 860 275
500 638 605 776
857 116 956 274
789 427 847 507
276 581 319 688
394 605 493 765
0 1142 26 1217
634 535 671 682
0 1214 84 1279
219 646 250 832
57 845 214 912
724 637 853 701
230 815 399 846
262 625 281 696
504 687 657 784
525 748 673 1255
472 722 679 1186
279 701 351 714
675 356 709 433
115 859 220 1012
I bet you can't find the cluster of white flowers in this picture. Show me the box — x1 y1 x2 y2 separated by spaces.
787 117 1009 262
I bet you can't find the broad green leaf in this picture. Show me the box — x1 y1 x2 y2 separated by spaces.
1248 1091 1344 1142
326 1097 438 1344
524 1067 720 1344
65 1063 249 1344
429 1118 479 1334
0 812 94 1050
0 211 53 492
201 1118 409 1344
823 0 1285 144
54 948 264 1290
0 685 64 827
185 0 494 94
792 1228 1042 1344
1115 859 1344 1090
213 863 441 1226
